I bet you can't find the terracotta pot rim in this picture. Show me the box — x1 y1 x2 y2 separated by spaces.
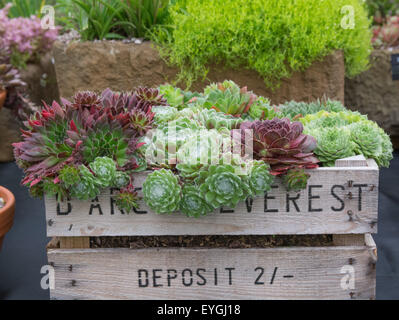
0 89 7 110
0 186 15 219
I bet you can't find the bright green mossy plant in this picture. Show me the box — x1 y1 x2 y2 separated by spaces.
154 0 372 87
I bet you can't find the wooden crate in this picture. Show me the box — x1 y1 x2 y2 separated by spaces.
45 155 379 300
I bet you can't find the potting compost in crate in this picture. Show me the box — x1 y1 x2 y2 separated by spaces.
45 155 378 300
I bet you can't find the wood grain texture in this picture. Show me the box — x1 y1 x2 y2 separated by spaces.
59 237 90 249
47 237 376 300
45 161 379 237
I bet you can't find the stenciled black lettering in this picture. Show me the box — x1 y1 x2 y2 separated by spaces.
167 269 177 287
182 269 193 287
220 207 234 213
286 193 300 212
138 269 149 288
254 267 264 285
331 185 345 211
152 269 163 287
225 268 235 285
265 185 279 212
89 197 103 215
214 268 218 286
57 202 72 215
353 184 367 211
308 185 323 212
196 268 207 286
132 187 147 214
245 197 253 213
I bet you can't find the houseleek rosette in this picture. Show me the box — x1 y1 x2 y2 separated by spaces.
143 169 182 214
89 156 117 187
196 164 251 209
179 185 213 217
283 168 310 192
309 127 355 167
69 165 101 200
247 161 275 196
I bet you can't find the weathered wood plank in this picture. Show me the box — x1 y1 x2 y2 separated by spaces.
59 237 90 249
48 240 376 300
45 162 379 236
333 234 365 246
335 155 368 167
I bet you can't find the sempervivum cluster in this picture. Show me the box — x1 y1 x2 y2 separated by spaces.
13 88 162 208
237 118 319 175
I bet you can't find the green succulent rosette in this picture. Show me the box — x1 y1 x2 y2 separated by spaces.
247 161 274 196
313 128 355 167
349 121 382 160
196 164 251 209
89 156 117 187
70 165 101 200
283 168 310 192
112 171 131 188
143 169 182 214
58 165 81 188
193 109 243 130
179 185 213 218
152 106 179 125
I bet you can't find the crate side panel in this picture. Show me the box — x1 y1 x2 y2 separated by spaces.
48 246 376 300
45 167 379 236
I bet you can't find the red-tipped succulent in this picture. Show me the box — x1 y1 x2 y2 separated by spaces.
237 118 319 175
13 88 158 192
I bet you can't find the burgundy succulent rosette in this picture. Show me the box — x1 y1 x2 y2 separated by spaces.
236 118 319 175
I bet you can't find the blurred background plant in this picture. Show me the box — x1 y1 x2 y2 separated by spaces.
54 0 171 40
154 0 372 88
366 0 399 48
0 3 58 68
366 0 399 25
0 0 47 18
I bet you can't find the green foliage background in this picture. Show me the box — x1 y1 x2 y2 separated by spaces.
154 0 373 87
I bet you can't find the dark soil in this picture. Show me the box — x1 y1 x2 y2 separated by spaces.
90 235 333 249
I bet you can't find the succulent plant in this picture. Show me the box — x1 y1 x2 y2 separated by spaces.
192 108 243 130
247 96 275 120
237 118 319 175
158 84 185 108
278 99 347 120
69 165 101 200
283 168 310 192
58 165 81 188
89 157 117 187
42 178 68 202
114 184 139 213
202 80 257 116
246 161 275 196
152 106 179 125
134 87 168 106
112 171 131 188
0 61 26 91
179 185 213 217
143 169 182 214
196 164 251 209
349 121 393 167
310 127 355 167
13 101 75 186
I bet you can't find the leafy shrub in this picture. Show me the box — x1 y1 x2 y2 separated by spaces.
154 0 372 87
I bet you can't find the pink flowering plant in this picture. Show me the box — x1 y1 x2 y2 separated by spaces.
0 4 58 68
